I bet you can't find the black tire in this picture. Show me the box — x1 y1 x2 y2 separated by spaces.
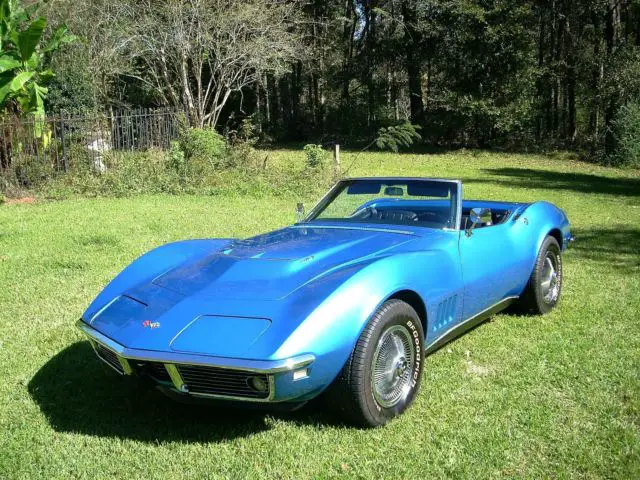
516 235 563 314
326 299 425 427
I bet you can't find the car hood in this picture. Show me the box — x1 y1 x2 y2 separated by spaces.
151 226 415 301
88 226 416 355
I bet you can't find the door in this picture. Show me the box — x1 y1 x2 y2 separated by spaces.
459 223 519 319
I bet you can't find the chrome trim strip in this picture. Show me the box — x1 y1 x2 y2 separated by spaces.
455 180 463 232
186 375 276 403
90 340 125 375
303 180 343 221
290 224 415 235
118 356 133 375
89 296 120 324
164 364 187 392
425 296 518 354
77 320 315 374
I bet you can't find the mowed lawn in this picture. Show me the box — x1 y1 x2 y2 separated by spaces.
1 151 639 479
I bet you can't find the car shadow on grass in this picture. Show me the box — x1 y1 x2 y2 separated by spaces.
467 167 640 197
568 227 640 273
28 342 341 443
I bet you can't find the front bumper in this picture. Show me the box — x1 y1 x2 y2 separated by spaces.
77 320 316 403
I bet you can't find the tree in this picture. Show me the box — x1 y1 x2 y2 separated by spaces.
128 0 302 128
34 0 640 163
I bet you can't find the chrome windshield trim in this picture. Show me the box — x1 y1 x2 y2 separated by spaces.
77 320 315 374
303 177 463 231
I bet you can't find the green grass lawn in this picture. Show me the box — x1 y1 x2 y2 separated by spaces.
1 150 639 479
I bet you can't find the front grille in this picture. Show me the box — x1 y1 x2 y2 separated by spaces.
94 343 124 374
147 362 172 382
177 365 270 399
131 361 172 382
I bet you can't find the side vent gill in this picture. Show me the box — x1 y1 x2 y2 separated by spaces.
434 295 457 331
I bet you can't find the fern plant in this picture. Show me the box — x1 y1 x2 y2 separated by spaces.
342 122 422 175
375 123 422 152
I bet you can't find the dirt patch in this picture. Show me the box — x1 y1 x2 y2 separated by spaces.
466 361 492 377
4 197 36 205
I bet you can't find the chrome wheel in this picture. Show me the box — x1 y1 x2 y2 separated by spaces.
540 253 560 304
371 325 415 408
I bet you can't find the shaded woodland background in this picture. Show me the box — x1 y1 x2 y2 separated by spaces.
31 0 640 165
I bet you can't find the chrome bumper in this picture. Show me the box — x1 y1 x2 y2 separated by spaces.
77 320 315 402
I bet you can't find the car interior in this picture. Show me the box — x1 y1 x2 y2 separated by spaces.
314 181 521 230
460 205 512 229
349 202 514 230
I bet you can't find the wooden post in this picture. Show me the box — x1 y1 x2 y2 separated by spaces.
334 143 340 177
60 111 68 172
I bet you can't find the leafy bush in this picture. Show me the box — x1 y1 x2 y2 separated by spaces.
180 128 227 169
43 149 190 198
10 154 57 189
168 141 187 175
225 116 264 169
303 144 326 168
612 102 640 168
4 141 335 200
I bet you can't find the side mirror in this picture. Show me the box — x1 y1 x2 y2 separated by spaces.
295 202 306 223
466 207 492 236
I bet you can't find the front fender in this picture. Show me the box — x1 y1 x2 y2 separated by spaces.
512 202 570 294
83 239 234 321
272 248 462 396
525 201 571 252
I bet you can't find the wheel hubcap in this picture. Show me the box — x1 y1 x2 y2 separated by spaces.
540 253 560 304
371 325 415 408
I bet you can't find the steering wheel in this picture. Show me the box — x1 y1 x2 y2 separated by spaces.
350 205 378 220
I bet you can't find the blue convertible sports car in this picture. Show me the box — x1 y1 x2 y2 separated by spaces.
78 177 572 427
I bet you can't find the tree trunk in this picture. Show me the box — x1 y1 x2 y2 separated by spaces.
589 14 602 141
567 63 576 143
365 1 377 127
403 0 424 125
264 73 271 124
341 0 354 108
255 83 263 133
292 61 302 133
604 0 622 156
536 8 546 140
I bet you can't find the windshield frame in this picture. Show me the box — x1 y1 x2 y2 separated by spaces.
303 177 463 231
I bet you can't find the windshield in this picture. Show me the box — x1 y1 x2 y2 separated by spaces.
307 179 460 230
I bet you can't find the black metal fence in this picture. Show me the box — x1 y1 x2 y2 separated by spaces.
0 108 181 172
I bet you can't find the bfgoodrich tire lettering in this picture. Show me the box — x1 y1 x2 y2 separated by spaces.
326 299 425 427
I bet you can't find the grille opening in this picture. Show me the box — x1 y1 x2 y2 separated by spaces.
132 361 172 382
177 365 270 399
94 343 124 374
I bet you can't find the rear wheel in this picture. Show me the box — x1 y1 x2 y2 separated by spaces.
516 235 563 314
326 299 424 427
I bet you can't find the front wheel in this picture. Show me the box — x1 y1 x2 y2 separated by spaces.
516 235 563 314
326 299 425 427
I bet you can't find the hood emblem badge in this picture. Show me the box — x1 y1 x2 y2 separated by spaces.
142 320 161 329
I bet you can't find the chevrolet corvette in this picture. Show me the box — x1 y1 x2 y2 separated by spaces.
78 177 572 427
